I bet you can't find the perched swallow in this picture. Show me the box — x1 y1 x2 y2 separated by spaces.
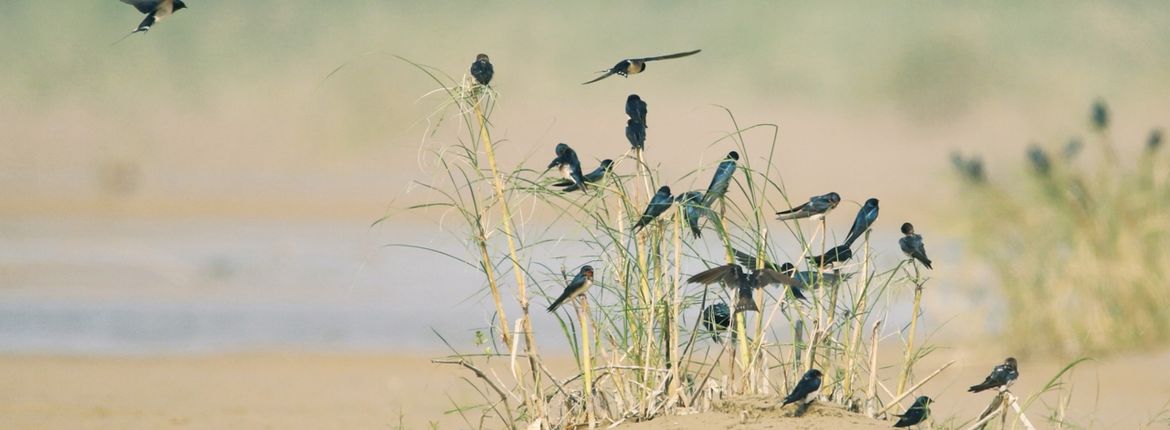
893 396 933 427
120 0 187 34
547 265 595 312
842 198 880 247
626 119 646 150
626 94 648 126
968 357 1019 393
700 302 732 342
898 223 933 269
1027 145 1052 176
470 53 494 86
555 159 613 192
547 143 587 192
776 192 841 221
782 368 824 407
581 49 702 85
687 264 798 312
808 244 853 268
632 186 674 233
675 191 705 238
950 152 986 184
1148 129 1164 153
702 151 740 208
1091 99 1109 131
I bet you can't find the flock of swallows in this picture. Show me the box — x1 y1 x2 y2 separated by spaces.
469 52 1018 425
120 4 1023 424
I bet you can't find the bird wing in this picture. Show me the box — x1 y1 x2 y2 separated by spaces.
687 265 737 285
732 249 780 271
581 69 618 85
756 269 799 286
121 0 158 14
774 201 809 217
636 49 702 62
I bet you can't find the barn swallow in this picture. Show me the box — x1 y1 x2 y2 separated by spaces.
808 244 853 268
1027 145 1052 176
675 191 705 238
556 159 613 192
626 94 648 126
950 152 986 184
700 302 732 342
1148 129 1164 153
470 53 494 86
581 49 702 85
687 264 798 312
782 368 823 408
547 265 595 312
702 151 740 207
732 249 781 271
626 119 646 150
547 143 587 192
776 192 841 221
968 357 1019 393
898 223 933 269
842 198 880 247
1091 99 1109 131
119 0 186 35
632 186 674 233
893 396 933 427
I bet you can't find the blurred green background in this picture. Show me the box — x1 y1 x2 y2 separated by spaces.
3 1 1168 220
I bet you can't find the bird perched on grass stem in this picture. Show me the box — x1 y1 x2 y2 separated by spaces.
775 192 841 221
632 186 674 233
842 198 879 247
546 143 587 192
968 357 1019 393
687 264 798 312
898 222 933 269
702 151 739 209
470 54 494 86
547 266 594 312
893 396 933 427
581 49 702 84
675 191 705 238
554 159 612 193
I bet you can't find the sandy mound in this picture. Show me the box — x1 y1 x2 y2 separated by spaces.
616 396 893 429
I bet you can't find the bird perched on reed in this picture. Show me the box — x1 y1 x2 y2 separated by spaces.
968 357 1019 393
554 159 612 193
842 198 879 247
700 302 732 342
546 143 587 192
775 192 841 221
687 264 798 312
547 266 594 312
470 54 494 86
898 222 933 269
632 186 674 233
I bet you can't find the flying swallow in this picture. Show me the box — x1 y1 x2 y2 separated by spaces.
702 151 740 208
626 94 648 126
581 49 702 85
782 368 824 408
470 53 494 86
968 357 1019 393
547 143 587 192
632 186 674 233
687 264 798 312
808 244 853 268
675 191 705 238
726 251 811 300
732 248 781 271
775 192 841 221
898 222 933 269
700 302 732 342
547 265 595 312
893 396 934 428
626 119 646 150
842 198 880 247
555 159 613 192
119 0 186 35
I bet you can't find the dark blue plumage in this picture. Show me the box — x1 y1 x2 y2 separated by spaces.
702 151 739 207
632 186 674 232
842 198 879 247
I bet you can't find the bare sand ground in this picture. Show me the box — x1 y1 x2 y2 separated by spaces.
1 347 1167 429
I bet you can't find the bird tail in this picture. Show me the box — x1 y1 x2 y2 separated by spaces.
789 286 807 301
967 383 991 393
735 289 758 313
774 211 804 221
922 257 934 270
689 223 702 238
547 292 572 312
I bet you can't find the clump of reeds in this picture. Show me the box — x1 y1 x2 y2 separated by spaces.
952 99 1170 356
395 58 943 429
